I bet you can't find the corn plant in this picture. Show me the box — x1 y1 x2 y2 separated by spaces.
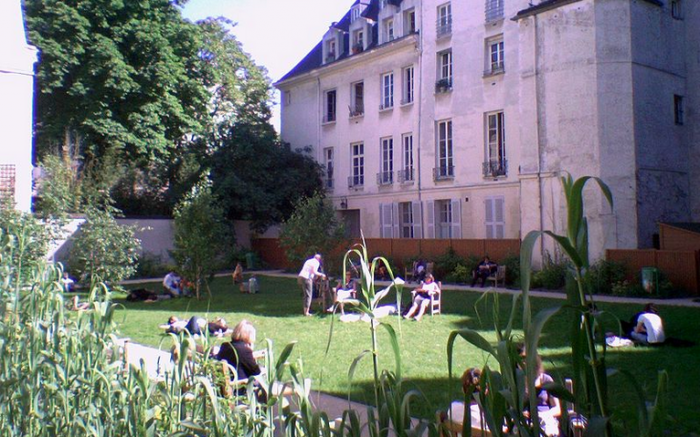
322 237 435 437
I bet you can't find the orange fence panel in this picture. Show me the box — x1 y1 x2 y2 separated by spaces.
451 240 486 260
606 249 699 295
485 239 521 261
391 239 422 268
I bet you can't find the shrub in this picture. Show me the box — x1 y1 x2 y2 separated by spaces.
433 247 464 279
68 208 140 285
585 259 627 295
531 252 568 290
133 253 175 279
446 264 471 284
0 204 52 283
500 254 520 286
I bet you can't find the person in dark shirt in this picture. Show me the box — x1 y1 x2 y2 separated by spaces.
216 319 262 380
471 256 497 287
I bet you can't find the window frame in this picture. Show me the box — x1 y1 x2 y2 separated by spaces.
379 137 394 185
350 142 365 187
671 0 683 19
436 199 453 239
484 111 507 177
438 49 453 83
401 133 414 183
380 71 395 110
402 65 414 104
485 35 505 75
436 120 454 179
323 147 334 189
351 81 364 117
436 3 452 38
404 8 416 35
384 18 395 42
400 202 414 238
323 89 337 123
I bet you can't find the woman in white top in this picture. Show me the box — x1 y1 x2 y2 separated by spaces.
403 274 439 321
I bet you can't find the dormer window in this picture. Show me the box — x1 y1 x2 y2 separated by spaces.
353 29 365 53
351 7 361 23
384 18 395 42
325 39 337 63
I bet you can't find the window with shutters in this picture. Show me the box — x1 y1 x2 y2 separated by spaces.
436 200 452 239
485 196 505 239
399 202 414 238
427 199 460 239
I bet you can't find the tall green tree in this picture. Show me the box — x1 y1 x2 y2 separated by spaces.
24 0 209 172
172 176 230 299
279 192 346 274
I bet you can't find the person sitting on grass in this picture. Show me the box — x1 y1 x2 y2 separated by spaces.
525 355 562 437
163 271 182 297
442 367 490 434
629 303 665 345
403 274 439 321
471 256 497 288
61 271 76 292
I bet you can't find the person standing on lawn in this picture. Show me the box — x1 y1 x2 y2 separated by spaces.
298 254 326 316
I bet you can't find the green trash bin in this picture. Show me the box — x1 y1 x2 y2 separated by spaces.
245 252 255 270
641 267 658 294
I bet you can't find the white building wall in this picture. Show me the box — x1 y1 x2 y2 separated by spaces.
0 0 38 212
276 0 698 263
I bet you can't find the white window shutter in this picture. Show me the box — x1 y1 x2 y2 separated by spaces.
380 203 393 238
392 202 400 238
495 197 505 239
426 200 435 239
450 199 462 239
412 201 422 239
485 198 495 239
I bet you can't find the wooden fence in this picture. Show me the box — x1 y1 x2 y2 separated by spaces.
606 249 700 295
251 238 520 272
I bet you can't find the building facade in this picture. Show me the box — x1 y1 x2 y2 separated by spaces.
0 0 38 212
275 0 698 262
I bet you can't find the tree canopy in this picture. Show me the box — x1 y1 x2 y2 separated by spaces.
26 1 324 230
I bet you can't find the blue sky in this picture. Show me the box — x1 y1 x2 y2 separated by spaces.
182 0 351 131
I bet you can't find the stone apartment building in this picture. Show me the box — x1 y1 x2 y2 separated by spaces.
275 0 698 262
0 0 37 212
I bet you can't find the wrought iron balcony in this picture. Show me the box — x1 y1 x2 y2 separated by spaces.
348 105 364 118
436 16 452 38
348 175 364 188
482 159 508 178
377 171 394 186
397 168 414 184
435 78 453 94
433 165 454 181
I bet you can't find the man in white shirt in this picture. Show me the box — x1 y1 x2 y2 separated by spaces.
163 272 181 297
631 310 665 344
298 254 326 316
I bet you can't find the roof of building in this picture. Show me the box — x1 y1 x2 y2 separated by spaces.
513 0 583 20
660 223 700 235
278 0 407 84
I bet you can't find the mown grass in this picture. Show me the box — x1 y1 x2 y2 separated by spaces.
114 274 700 435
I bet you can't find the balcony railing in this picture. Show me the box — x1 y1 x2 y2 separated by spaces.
433 165 454 181
435 78 453 94
349 105 364 118
485 0 504 22
484 63 505 76
377 171 394 186
397 168 414 184
348 175 364 188
436 16 452 38
482 159 508 178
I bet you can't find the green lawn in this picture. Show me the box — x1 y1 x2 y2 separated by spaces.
114 275 700 435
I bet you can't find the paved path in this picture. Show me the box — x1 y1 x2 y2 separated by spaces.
121 270 700 308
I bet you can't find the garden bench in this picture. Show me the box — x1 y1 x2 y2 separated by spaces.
485 266 506 288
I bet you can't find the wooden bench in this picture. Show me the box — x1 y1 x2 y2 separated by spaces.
485 265 506 288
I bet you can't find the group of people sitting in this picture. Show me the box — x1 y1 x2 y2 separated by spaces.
163 271 192 297
445 353 563 436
